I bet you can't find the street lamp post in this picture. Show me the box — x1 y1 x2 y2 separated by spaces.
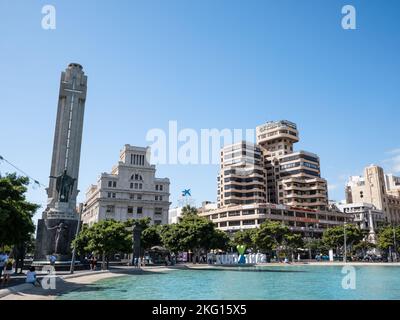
393 226 397 262
308 226 313 261
343 222 347 263
70 204 84 274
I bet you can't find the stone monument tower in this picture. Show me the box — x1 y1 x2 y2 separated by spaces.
34 63 87 264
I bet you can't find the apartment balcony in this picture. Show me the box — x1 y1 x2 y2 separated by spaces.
225 188 266 193
285 200 327 207
223 180 265 186
284 193 327 199
283 184 326 191
282 177 326 184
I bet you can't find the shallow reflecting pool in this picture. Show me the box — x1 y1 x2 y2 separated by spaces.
59 265 400 300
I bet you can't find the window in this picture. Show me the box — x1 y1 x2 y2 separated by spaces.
303 162 319 170
159 196 163 201
228 221 240 226
108 181 112 187
113 181 117 188
137 195 142 200
130 194 134 199
155 196 159 201
106 205 114 213
243 210 255 215
160 185 163 191
242 219 255 225
285 211 294 217
296 212 305 218
281 162 297 170
130 183 134 189
139 183 143 190
228 211 240 217
127 206 133 214
112 193 116 198
155 208 163 215
132 154 145 166
131 174 143 181
134 183 138 189
156 185 159 191
107 192 111 198
154 220 162 225
137 207 143 214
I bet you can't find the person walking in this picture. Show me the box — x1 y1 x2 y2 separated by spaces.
92 256 97 270
1 259 15 286
0 252 5 280
90 256 95 270
49 253 57 266
89 256 94 270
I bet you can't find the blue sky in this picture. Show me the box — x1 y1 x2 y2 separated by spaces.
1 0 399 223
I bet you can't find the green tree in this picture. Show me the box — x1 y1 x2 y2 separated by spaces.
377 225 400 258
282 232 303 260
253 221 290 261
160 224 181 253
322 224 366 258
0 173 39 272
72 224 90 257
181 205 198 216
125 217 164 252
72 219 132 269
125 217 151 229
353 239 375 257
233 229 256 249
161 213 226 262
209 229 230 252
303 237 327 259
141 224 163 250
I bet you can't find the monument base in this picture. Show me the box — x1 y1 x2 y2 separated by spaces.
34 218 79 262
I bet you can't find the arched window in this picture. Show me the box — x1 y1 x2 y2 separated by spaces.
131 174 143 181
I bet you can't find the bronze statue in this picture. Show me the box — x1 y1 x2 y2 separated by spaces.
50 170 76 202
46 222 69 255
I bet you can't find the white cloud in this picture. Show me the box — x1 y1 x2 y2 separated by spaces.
328 184 338 191
338 174 350 181
391 155 400 173
383 148 400 174
387 148 400 155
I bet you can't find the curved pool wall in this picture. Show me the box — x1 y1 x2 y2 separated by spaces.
59 265 400 300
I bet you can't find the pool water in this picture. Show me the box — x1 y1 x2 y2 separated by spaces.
59 265 400 300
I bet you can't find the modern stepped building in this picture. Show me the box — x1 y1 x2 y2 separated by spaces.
256 120 328 211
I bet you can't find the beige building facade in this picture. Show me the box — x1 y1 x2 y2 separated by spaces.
218 142 266 207
209 120 344 236
199 203 349 237
345 165 400 224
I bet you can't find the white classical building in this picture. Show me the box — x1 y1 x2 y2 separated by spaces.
81 145 170 226
336 202 385 243
168 207 183 224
